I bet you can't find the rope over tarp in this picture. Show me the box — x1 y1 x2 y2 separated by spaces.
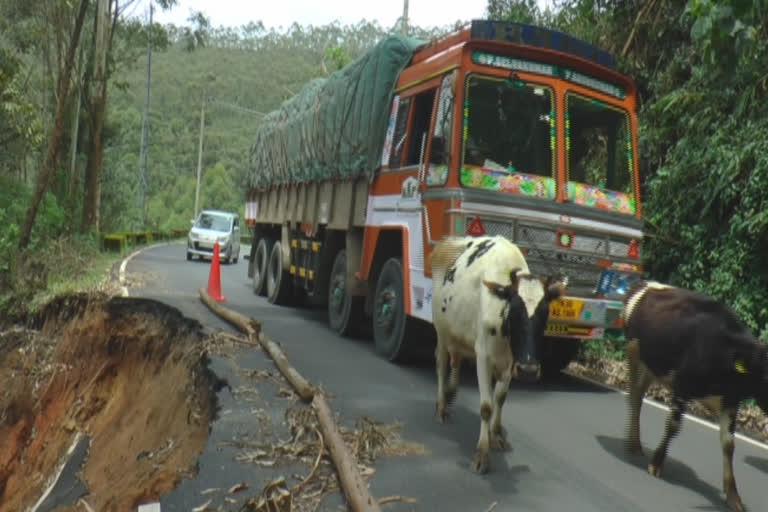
247 35 425 190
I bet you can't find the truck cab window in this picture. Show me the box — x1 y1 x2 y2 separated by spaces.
388 97 411 169
460 75 555 198
404 89 436 167
426 71 457 186
566 93 636 214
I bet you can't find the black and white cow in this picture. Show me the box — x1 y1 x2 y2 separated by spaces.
622 280 768 512
430 234 565 473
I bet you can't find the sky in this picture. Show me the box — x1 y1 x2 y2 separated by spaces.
130 0 552 31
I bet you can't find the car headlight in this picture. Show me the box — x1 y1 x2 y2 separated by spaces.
189 231 199 240
218 235 230 244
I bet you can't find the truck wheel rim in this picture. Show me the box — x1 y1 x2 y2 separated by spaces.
375 287 397 335
330 276 345 315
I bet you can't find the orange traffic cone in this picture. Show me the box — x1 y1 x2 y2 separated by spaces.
207 242 226 302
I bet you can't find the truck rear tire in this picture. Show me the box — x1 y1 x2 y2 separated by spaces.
252 237 272 296
372 257 418 363
328 249 364 337
266 240 292 305
539 337 580 379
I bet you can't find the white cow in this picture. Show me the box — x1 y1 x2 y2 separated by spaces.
430 234 565 473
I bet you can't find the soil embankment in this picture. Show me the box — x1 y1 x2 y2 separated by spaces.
0 293 221 511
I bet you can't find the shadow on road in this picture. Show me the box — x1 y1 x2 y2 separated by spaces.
416 398 530 496
595 435 731 512
744 455 768 474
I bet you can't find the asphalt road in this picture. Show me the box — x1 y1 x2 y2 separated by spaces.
125 242 768 512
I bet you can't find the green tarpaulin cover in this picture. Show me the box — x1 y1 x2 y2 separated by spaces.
247 35 423 189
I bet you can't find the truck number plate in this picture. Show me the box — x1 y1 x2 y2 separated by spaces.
549 298 584 321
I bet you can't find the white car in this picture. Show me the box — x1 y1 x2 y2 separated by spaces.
186 210 241 264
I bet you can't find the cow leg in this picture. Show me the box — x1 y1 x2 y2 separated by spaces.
446 353 462 412
490 364 512 451
649 396 686 477
435 340 450 423
720 406 744 512
626 339 652 456
472 352 493 474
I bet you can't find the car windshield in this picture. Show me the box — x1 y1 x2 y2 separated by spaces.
196 213 231 232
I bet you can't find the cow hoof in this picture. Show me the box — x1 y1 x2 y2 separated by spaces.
648 463 662 477
471 450 490 474
435 406 451 424
491 426 511 451
626 441 644 457
491 435 511 452
726 494 745 512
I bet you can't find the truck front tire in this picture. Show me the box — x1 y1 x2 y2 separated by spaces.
539 337 580 379
373 257 419 363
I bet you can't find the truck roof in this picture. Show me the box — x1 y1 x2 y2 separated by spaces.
408 19 633 92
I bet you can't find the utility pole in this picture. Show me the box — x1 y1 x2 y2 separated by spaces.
402 0 409 36
194 95 207 220
138 1 153 228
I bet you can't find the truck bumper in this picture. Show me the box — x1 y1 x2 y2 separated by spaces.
544 295 624 340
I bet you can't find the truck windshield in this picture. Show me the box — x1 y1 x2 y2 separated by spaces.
566 93 636 215
460 74 555 199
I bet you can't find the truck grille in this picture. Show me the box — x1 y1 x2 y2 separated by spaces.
480 218 639 296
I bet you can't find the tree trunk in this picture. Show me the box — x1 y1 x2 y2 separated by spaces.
82 91 106 233
18 0 91 250
81 0 113 234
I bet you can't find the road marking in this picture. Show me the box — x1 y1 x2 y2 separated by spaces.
119 242 178 297
565 370 768 452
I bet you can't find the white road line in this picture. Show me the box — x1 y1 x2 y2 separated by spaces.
565 370 768 452
119 241 178 297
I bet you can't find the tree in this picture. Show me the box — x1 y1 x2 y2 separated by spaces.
18 0 90 250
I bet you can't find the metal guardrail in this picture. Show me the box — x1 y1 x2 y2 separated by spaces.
101 230 187 252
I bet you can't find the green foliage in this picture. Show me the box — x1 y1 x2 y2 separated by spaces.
324 46 351 71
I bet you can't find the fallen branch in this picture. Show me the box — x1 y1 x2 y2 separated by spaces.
378 495 419 505
199 286 383 512
313 393 383 512
291 426 325 494
255 331 315 402
199 287 315 401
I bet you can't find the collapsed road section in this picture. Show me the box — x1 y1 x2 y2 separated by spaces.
0 293 222 512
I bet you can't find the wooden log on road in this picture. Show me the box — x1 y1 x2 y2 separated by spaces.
313 392 382 512
199 287 315 401
199 287 383 512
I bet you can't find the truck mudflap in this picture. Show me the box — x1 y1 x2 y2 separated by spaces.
544 296 624 339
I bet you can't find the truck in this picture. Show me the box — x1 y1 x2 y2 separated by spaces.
244 19 645 378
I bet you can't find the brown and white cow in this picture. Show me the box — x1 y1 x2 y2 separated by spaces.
430 235 565 473
622 280 768 512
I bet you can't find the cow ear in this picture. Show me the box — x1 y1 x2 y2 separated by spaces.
545 281 566 301
483 280 515 299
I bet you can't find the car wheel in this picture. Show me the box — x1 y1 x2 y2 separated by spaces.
266 241 292 305
328 249 364 337
252 237 272 296
372 257 419 363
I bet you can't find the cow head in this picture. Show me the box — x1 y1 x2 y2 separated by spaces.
483 272 566 383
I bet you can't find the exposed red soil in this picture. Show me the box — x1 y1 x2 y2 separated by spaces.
0 293 220 512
